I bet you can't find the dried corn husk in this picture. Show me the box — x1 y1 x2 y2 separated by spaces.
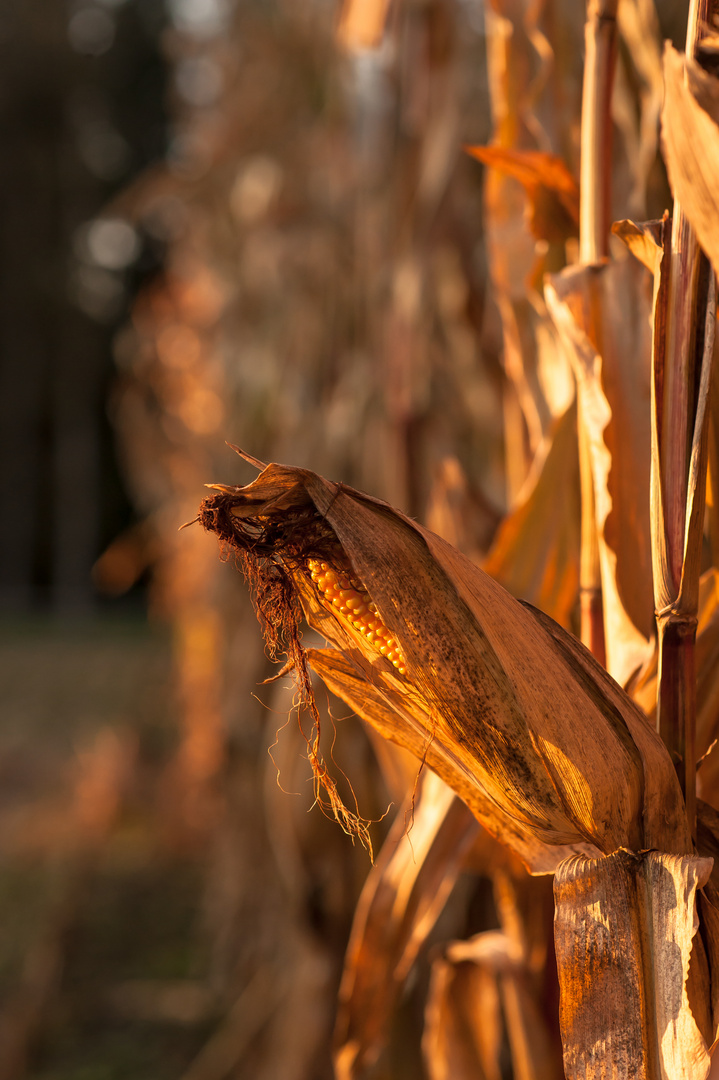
198 459 691 862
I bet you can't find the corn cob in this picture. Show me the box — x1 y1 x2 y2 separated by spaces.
306 558 407 674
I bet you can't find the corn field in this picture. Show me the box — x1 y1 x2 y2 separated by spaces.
106 0 719 1076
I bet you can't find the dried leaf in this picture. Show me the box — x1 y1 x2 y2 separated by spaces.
423 940 504 1080
425 456 500 565
465 146 579 243
554 850 714 1079
199 461 691 858
697 882 719 1047
423 929 563 1080
484 401 580 629
480 3 583 480
545 257 655 685
648 217 717 623
611 218 665 273
614 0 664 218
708 349 719 584
333 770 477 1080
661 44 719 282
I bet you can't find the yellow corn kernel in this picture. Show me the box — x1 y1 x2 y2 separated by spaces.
307 558 406 675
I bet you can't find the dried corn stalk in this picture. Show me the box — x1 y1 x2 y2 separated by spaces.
197 457 719 1076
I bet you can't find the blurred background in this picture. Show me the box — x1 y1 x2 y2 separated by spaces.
0 0 689 1077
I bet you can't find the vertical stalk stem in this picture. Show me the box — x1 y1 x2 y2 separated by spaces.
662 218 702 589
578 415 606 665
579 0 618 264
654 0 714 840
576 0 617 663
657 616 697 833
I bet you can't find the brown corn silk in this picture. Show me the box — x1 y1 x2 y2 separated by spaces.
197 460 691 864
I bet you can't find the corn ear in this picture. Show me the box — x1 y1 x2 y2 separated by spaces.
198 460 692 860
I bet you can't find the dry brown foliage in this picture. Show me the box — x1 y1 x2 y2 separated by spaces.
110 0 719 1076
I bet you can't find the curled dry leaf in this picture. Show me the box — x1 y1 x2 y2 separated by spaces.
661 43 719 283
545 256 655 687
483 401 580 630
423 930 563 1080
198 460 691 862
554 849 714 1080
465 146 579 244
333 769 478 1080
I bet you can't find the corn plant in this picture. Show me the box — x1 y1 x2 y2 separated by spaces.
190 0 719 1076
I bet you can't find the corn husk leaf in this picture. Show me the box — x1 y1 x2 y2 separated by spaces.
307 646 597 875
332 769 477 1080
545 256 655 686
661 44 719 283
199 461 691 858
422 930 563 1080
554 849 714 1079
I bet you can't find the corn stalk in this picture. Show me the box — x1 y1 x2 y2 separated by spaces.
575 0 618 666
190 1 719 1076
652 0 717 840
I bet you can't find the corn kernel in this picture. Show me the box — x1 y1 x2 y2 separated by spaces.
307 558 406 676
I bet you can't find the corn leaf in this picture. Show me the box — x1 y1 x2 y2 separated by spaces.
333 769 478 1080
661 44 719 284
545 257 655 685
464 146 579 243
611 218 664 274
425 456 500 566
423 938 504 1080
423 930 563 1080
336 0 391 50
480 1 584 488
484 401 580 629
614 0 664 219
